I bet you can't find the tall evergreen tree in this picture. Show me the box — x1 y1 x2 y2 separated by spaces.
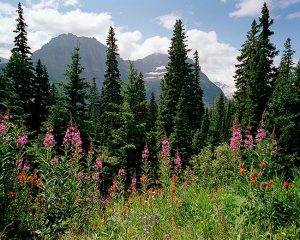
13 2 31 64
30 59 50 131
99 26 123 147
147 92 158 131
192 108 210 153
208 94 225 147
61 46 89 125
189 50 204 131
87 78 100 139
233 20 259 126
157 19 192 137
267 39 300 170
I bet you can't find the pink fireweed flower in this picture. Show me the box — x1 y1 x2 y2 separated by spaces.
95 159 103 170
93 172 100 181
17 134 28 147
15 159 23 170
23 161 30 172
255 121 267 142
131 175 137 194
161 134 170 162
230 120 242 151
43 130 56 148
244 123 253 149
174 150 182 169
0 123 6 136
118 168 126 177
50 157 59 166
62 123 82 153
142 144 149 164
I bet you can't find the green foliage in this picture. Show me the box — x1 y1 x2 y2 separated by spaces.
190 144 241 187
61 46 89 125
99 26 123 148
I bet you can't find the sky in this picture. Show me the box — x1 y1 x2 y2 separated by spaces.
0 0 299 85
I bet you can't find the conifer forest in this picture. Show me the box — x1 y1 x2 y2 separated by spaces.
0 2 300 239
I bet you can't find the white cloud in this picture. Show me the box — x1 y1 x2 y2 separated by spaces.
156 12 180 30
63 0 79 7
0 0 238 85
220 0 227 3
229 0 300 17
230 0 268 18
287 11 300 19
187 29 239 85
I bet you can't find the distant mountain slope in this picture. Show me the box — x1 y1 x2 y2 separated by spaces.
213 82 236 99
28 33 223 105
32 33 128 88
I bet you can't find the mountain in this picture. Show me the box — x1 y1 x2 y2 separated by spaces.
32 33 128 88
132 53 224 105
0 57 8 71
29 33 223 105
213 82 236 99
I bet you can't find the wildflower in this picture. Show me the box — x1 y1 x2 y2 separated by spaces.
131 175 137 194
283 181 289 190
230 120 242 151
118 168 126 177
93 172 100 181
95 159 103 170
50 157 59 166
111 179 118 191
100 197 109 206
170 185 176 193
7 191 16 199
142 144 149 164
255 121 267 142
161 134 170 162
257 171 263 178
0 123 6 136
85 197 91 203
137 195 143 201
171 173 178 183
156 188 162 197
260 162 266 169
239 163 246 176
17 171 26 182
244 123 253 149
17 134 28 147
23 161 30 172
62 122 82 153
43 129 56 148
140 175 147 183
77 171 84 179
128 198 134 204
174 150 182 169
15 159 23 170
251 175 257 185
122 206 129 213
28 175 40 187
260 182 265 189
268 179 274 186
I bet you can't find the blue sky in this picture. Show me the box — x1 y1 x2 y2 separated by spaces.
0 0 299 85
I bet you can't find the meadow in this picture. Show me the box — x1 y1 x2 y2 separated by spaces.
1 114 299 240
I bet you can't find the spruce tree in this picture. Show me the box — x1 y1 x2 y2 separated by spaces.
30 59 50 131
99 26 123 147
13 2 31 64
192 108 210 153
157 19 192 136
267 39 300 170
61 46 89 125
147 92 158 130
189 50 204 132
233 20 259 127
87 78 100 139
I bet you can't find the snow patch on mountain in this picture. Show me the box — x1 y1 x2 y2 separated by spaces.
213 81 236 99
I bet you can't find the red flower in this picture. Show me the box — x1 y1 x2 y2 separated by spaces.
251 175 257 185
171 173 178 183
137 195 143 201
257 171 263 178
17 171 26 182
85 197 91 203
259 182 265 189
268 179 274 186
283 181 289 190
140 175 147 183
7 191 16 199
239 163 246 176
260 162 266 169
